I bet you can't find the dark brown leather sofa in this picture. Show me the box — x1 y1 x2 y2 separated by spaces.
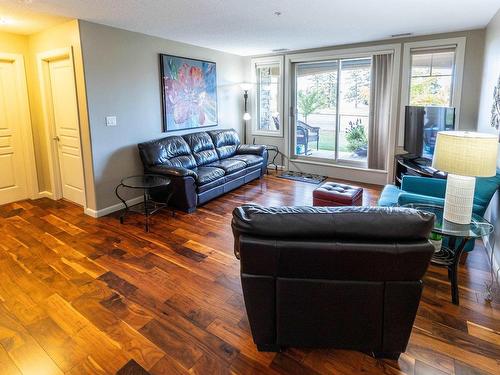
138 129 267 212
232 205 435 359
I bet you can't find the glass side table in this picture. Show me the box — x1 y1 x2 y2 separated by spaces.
115 174 173 232
403 203 493 305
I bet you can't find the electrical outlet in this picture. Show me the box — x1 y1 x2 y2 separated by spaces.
105 116 117 127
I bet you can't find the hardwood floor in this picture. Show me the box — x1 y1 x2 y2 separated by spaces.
0 174 499 375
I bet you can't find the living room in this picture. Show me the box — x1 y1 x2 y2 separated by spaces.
0 0 500 374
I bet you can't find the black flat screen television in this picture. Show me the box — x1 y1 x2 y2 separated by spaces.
404 106 455 160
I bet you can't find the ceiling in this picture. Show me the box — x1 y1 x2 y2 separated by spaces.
0 1 68 35
1 0 499 55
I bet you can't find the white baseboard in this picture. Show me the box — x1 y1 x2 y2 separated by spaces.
35 191 53 199
267 165 285 171
84 196 143 218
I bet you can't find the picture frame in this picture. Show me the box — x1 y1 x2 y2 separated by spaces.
160 54 218 132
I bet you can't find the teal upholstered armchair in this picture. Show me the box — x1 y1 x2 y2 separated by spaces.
378 171 500 252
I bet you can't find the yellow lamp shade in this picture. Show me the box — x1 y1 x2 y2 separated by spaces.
432 131 498 177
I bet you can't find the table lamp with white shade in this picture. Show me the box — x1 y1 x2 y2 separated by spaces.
432 131 498 224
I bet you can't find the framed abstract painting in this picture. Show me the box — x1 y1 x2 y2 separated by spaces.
160 54 218 132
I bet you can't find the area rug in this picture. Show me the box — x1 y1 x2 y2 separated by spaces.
278 171 327 184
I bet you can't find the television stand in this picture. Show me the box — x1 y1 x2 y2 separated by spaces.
394 154 446 187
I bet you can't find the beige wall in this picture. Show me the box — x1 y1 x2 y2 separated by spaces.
27 20 86 195
477 9 500 269
0 31 29 55
78 21 246 211
244 29 486 184
0 21 95 209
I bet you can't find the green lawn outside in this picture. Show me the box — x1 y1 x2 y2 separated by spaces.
316 129 348 152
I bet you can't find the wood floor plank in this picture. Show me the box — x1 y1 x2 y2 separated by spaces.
0 345 22 375
467 321 500 345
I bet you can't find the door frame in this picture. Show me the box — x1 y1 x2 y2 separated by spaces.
0 52 38 200
37 47 87 206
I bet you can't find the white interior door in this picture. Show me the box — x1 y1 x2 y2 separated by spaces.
0 58 29 205
48 58 85 206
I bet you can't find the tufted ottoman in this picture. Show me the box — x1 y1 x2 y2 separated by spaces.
313 182 363 206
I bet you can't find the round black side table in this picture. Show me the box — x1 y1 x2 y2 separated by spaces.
115 174 173 232
403 203 493 305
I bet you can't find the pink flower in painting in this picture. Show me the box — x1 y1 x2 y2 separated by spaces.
165 59 214 126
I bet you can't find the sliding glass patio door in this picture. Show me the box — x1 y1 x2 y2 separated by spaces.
292 57 371 166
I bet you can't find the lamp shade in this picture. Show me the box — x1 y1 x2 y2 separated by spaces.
240 83 252 91
432 131 498 177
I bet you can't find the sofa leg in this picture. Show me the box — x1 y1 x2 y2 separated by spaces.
257 343 282 352
373 351 401 360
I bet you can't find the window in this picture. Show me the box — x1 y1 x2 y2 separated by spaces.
399 37 465 145
251 57 283 137
293 57 371 164
409 49 455 106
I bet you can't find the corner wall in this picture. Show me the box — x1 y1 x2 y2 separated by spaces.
78 21 246 211
0 22 95 209
26 20 93 208
477 9 500 271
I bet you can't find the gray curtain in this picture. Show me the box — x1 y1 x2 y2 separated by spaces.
368 53 393 170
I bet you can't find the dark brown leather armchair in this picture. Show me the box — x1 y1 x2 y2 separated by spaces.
232 205 435 359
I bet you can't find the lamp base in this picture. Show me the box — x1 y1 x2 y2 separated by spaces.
443 174 475 224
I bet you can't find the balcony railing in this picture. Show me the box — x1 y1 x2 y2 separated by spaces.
296 112 369 161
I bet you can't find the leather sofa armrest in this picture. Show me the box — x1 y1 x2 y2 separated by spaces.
398 192 483 215
237 144 266 157
401 175 446 198
147 165 197 179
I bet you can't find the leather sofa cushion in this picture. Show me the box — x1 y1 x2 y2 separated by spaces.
237 144 266 156
183 132 219 166
209 129 241 159
232 205 434 242
229 155 263 167
207 159 246 174
169 155 198 170
138 135 196 169
194 166 225 186
196 175 225 193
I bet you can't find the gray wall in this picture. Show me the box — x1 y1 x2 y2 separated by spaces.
477 9 500 268
244 29 486 174
78 21 246 210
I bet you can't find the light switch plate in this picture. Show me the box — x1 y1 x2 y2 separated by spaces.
105 116 117 127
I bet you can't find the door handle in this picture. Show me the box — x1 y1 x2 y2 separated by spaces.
53 136 60 141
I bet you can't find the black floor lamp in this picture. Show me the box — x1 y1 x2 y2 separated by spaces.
240 83 252 144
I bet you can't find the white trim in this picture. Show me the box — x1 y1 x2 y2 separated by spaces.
398 37 466 146
283 43 401 182
250 56 284 138
36 191 53 199
84 196 143 218
37 47 87 209
287 45 398 63
290 157 387 174
289 159 387 186
0 53 38 200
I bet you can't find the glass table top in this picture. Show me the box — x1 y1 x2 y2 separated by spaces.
402 203 493 239
120 174 171 189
